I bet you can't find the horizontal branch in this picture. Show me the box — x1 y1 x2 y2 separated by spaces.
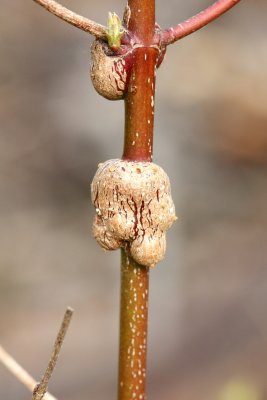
160 0 241 46
33 0 107 38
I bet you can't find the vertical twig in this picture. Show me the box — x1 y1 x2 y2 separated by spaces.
118 251 149 400
119 1 156 399
122 0 156 163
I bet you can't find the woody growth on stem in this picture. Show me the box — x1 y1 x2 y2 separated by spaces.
33 1 241 399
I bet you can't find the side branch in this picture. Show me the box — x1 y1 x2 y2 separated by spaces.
160 0 241 46
33 0 107 38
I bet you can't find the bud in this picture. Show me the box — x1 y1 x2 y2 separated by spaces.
107 12 124 52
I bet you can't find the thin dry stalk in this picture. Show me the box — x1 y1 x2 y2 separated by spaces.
0 307 73 400
0 345 57 400
32 307 73 400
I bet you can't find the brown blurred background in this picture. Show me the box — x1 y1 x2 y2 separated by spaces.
1 1 267 399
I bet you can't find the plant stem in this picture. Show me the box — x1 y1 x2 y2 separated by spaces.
127 0 155 44
33 0 241 45
118 250 149 400
119 1 156 399
33 0 106 38
122 0 156 163
122 46 157 162
160 0 241 45
33 307 73 400
33 1 241 400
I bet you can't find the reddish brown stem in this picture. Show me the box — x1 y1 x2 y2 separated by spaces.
159 0 241 45
119 1 156 399
127 0 155 44
122 47 157 162
118 250 149 400
122 0 156 163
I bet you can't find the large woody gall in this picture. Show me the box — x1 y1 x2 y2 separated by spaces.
91 159 177 267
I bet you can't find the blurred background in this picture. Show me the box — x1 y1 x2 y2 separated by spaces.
0 1 267 399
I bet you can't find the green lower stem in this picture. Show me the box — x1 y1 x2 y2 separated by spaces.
118 249 149 400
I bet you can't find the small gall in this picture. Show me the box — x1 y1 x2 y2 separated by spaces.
90 39 132 100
